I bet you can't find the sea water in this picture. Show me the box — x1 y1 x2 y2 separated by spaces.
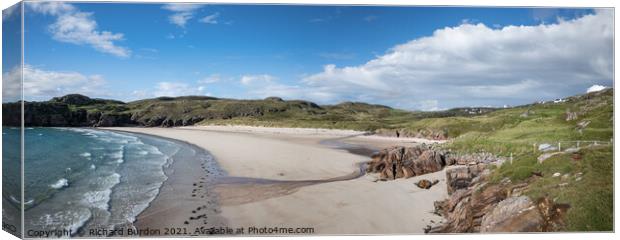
1 127 195 236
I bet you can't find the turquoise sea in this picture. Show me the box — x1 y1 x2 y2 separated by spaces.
2 127 212 235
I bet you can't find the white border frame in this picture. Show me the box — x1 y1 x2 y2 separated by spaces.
0 1 617 240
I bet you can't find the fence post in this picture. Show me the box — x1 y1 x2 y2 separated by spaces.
577 141 580 148
558 142 561 152
510 152 513 165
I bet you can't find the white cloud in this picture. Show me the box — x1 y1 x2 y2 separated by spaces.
27 2 130 58
153 82 205 97
169 12 193 28
296 10 613 110
236 74 338 101
131 75 218 99
418 100 441 111
200 12 220 24
162 3 203 28
28 1 75 15
2 3 20 21
198 74 221 84
586 84 609 93
2 66 22 102
2 65 108 102
240 74 276 86
161 4 202 12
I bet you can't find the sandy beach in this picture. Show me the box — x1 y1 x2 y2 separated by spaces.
102 126 447 235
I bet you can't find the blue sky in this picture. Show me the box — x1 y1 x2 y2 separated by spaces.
2 2 613 110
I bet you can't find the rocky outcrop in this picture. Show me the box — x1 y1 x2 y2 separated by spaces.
565 109 578 121
480 196 544 232
429 163 570 233
94 113 135 127
430 167 506 233
3 101 89 127
375 128 448 140
445 165 488 194
367 145 506 181
366 144 555 233
2 101 136 127
366 145 448 180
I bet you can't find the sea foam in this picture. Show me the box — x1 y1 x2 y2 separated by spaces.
50 178 69 189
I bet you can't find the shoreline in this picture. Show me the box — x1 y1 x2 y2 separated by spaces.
105 130 228 234
101 126 448 234
184 124 446 144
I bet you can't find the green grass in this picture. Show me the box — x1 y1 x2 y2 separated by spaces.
525 146 613 231
432 89 613 232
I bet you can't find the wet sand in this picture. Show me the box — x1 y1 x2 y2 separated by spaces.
124 133 227 235
102 126 447 235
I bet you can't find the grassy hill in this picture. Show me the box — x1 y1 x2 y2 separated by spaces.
3 93 494 132
432 89 613 231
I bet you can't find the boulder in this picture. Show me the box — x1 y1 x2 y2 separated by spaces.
565 110 578 121
538 143 556 152
538 152 563 163
445 165 486 194
416 179 438 189
480 196 544 232
536 197 570 231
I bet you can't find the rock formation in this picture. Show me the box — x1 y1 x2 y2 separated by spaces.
375 128 448 140
366 145 448 180
480 196 544 232
367 145 506 182
429 162 570 233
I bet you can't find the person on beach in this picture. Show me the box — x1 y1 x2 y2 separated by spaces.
392 162 397 180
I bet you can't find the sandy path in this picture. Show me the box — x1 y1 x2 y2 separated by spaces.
102 126 447 234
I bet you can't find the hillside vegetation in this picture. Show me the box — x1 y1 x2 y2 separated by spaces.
434 89 613 232
3 94 494 137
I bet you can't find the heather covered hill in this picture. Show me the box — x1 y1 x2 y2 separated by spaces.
2 94 495 132
1 88 612 144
